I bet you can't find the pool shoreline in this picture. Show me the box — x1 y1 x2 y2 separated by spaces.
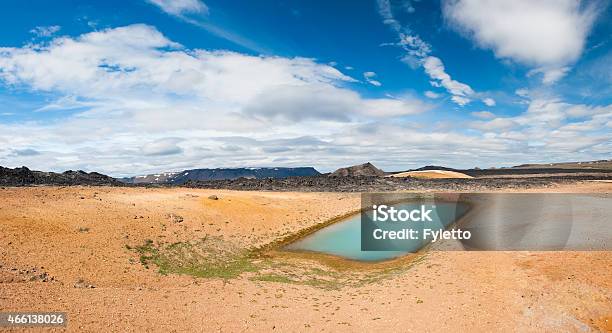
254 194 476 267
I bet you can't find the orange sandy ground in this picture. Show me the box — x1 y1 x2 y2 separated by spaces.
0 183 611 332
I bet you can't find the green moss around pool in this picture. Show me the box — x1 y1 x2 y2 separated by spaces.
134 237 258 279
129 234 430 290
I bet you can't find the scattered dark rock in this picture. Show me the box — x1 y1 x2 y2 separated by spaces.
0 166 120 186
0 265 53 283
184 174 612 192
74 278 95 289
166 213 184 223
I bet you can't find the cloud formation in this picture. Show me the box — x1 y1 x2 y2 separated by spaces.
424 91 441 99
482 98 496 107
469 98 611 152
422 56 474 105
0 24 608 176
146 0 265 53
30 25 61 37
363 71 382 86
0 24 436 175
141 137 184 156
147 0 208 16
377 0 496 106
443 0 601 84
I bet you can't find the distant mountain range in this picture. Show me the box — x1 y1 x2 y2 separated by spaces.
121 167 321 184
2 159 610 187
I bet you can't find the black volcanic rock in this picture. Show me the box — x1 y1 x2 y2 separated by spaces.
329 162 385 177
185 173 612 192
0 166 36 185
0 166 120 186
122 167 321 184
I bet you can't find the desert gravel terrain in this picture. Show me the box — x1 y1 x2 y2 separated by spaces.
0 182 611 332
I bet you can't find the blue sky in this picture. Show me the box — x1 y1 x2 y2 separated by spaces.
0 0 610 176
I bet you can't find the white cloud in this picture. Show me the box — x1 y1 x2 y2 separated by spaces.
376 0 401 32
471 111 495 119
424 91 441 99
404 45 478 106
35 95 97 112
361 96 432 117
0 25 366 109
0 25 436 175
469 97 612 152
482 98 496 106
400 35 431 58
146 0 266 53
147 0 208 16
1 24 609 175
515 88 529 98
30 25 61 37
443 0 600 84
470 117 518 130
142 138 184 156
245 85 428 121
451 95 470 106
376 0 498 106
423 56 474 104
527 66 570 85
363 71 382 86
